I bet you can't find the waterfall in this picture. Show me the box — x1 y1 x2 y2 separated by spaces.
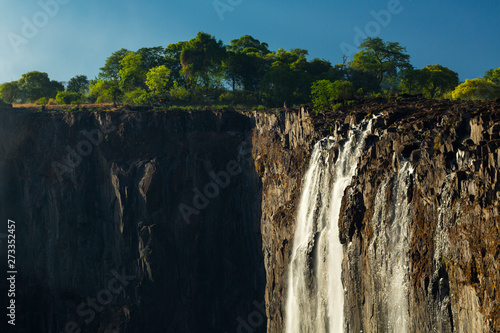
285 118 375 333
369 161 413 332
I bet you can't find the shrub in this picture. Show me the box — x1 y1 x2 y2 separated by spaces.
36 97 49 105
451 78 500 100
333 103 343 111
330 80 354 100
55 91 82 105
311 79 355 112
169 82 190 103
123 89 146 105
133 91 153 106
310 80 332 112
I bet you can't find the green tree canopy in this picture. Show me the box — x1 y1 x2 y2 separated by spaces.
55 91 82 104
89 79 122 104
118 52 147 92
67 75 90 95
146 65 171 104
351 37 411 88
400 64 459 98
260 59 309 106
99 48 129 81
225 35 271 91
165 41 187 86
180 32 227 88
137 47 167 70
0 81 20 104
305 58 334 80
227 35 270 55
451 78 500 100
484 67 500 84
17 71 63 102
311 79 354 112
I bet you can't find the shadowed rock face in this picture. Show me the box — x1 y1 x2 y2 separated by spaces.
0 98 499 333
0 109 267 333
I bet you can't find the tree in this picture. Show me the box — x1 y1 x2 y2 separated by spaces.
228 35 270 55
89 79 122 104
484 67 500 84
225 35 271 91
400 65 459 98
146 65 171 103
99 48 129 81
17 71 63 102
0 81 20 104
311 79 354 112
305 58 334 80
310 80 333 111
67 75 90 95
165 41 187 86
55 91 82 104
137 47 167 70
180 32 227 88
259 48 315 106
351 37 411 88
260 60 309 106
451 79 500 100
118 51 147 92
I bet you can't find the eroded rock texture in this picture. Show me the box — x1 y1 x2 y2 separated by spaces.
0 98 499 333
334 98 500 333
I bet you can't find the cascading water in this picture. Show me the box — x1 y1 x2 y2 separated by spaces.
285 118 375 333
368 161 413 332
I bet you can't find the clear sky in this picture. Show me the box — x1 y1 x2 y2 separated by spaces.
0 0 499 84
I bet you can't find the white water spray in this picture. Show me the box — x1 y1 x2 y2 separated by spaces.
285 119 375 333
369 161 413 332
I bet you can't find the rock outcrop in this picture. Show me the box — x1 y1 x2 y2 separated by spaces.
333 98 500 333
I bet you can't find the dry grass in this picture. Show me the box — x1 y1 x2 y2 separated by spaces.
12 103 119 111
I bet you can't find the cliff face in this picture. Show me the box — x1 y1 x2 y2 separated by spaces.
252 98 500 332
0 99 499 333
249 108 316 332
334 99 500 333
0 109 268 333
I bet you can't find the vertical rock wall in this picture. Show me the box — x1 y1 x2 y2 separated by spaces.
0 99 499 333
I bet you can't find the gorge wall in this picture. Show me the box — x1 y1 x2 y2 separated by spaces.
0 109 268 333
0 98 499 332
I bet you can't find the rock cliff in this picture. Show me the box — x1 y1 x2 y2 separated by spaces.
0 109 267 333
0 98 499 332
333 98 500 333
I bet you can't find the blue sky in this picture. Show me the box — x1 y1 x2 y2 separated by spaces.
0 0 499 84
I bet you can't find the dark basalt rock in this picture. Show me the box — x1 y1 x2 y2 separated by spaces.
0 98 499 333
